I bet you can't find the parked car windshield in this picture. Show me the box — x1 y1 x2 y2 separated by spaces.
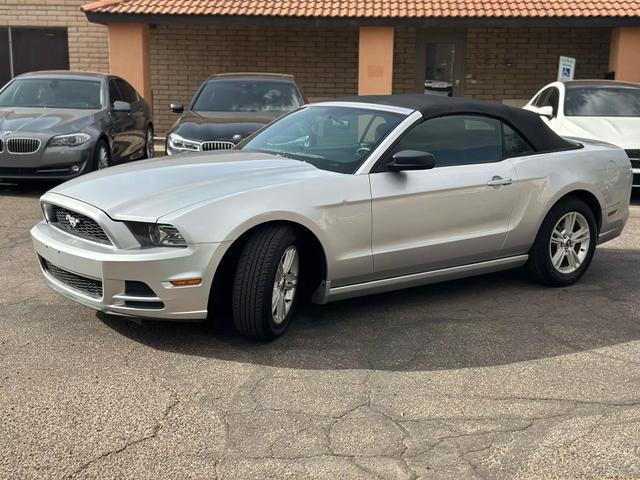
564 85 640 117
239 106 405 174
0 78 102 109
192 79 303 113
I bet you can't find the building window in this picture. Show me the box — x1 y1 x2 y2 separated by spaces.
0 27 69 87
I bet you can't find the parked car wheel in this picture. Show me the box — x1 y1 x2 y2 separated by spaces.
232 225 300 341
94 140 111 170
527 197 597 286
144 125 154 159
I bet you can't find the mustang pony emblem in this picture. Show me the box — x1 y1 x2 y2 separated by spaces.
65 213 81 228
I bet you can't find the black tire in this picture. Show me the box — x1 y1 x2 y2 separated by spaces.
232 225 300 341
526 197 597 287
93 140 110 171
143 125 154 159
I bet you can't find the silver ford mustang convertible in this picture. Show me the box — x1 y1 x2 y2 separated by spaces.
31 95 632 341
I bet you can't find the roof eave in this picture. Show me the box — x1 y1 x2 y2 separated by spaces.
83 12 640 28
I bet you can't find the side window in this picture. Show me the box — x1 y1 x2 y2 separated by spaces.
115 79 138 103
503 123 534 157
533 88 550 107
108 79 122 106
388 115 503 168
540 87 559 116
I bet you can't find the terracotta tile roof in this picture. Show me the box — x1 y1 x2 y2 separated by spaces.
82 0 640 18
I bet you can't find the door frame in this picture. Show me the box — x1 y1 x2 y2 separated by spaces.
415 30 467 97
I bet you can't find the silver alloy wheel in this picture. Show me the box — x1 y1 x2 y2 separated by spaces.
146 128 154 158
97 144 110 169
271 245 299 325
548 211 591 274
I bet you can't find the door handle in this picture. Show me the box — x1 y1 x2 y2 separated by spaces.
487 176 512 187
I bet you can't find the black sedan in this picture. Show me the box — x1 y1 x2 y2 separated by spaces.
0 71 153 181
165 73 305 155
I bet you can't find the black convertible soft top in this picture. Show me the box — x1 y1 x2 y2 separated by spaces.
341 94 578 153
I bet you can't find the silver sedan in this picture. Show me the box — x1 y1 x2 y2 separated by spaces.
31 95 632 341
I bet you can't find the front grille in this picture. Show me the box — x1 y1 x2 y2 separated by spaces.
202 141 234 151
51 206 111 245
7 138 41 154
630 158 640 169
625 149 640 160
40 257 103 299
0 138 4 153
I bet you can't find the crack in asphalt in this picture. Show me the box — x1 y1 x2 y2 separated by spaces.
65 390 180 479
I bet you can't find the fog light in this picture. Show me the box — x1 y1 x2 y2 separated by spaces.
170 278 201 287
71 165 80 173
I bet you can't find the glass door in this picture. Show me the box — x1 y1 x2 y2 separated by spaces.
417 32 466 97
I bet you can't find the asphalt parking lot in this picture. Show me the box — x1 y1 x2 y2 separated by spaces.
1 182 639 480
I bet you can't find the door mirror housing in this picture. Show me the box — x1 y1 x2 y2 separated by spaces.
112 100 131 113
537 105 554 118
170 103 184 114
387 150 436 172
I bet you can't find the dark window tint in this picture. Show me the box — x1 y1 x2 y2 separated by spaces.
539 87 559 115
115 79 138 103
0 78 102 109
390 115 503 168
503 124 534 157
0 28 10 88
108 79 122 104
565 85 640 117
11 28 69 77
533 88 551 107
193 79 303 113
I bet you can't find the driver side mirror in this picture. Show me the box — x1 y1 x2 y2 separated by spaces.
112 100 131 113
170 103 184 114
387 150 436 172
537 105 554 119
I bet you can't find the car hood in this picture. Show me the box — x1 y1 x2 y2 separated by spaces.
170 111 278 142
0 107 98 134
50 152 330 222
561 116 640 148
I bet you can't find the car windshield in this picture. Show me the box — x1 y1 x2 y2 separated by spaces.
192 79 303 113
239 105 405 174
0 78 102 109
564 85 640 117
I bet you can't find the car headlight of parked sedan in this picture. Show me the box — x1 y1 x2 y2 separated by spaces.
127 222 187 247
48 132 92 147
166 132 201 154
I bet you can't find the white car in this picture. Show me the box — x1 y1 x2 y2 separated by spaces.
31 95 632 341
524 80 640 187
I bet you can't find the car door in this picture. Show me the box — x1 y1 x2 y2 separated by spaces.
115 78 146 156
369 115 520 279
107 78 135 161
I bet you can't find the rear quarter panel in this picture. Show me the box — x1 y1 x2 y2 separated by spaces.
501 142 632 257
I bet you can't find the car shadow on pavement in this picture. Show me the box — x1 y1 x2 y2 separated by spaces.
0 180 59 198
101 246 640 372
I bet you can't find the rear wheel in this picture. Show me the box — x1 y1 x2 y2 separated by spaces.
232 225 300 341
527 198 597 286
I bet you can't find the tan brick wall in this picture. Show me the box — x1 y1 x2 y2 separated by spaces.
150 25 359 134
0 1 108 73
392 27 611 101
463 27 611 100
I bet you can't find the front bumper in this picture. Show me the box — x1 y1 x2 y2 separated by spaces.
31 220 224 321
0 137 94 180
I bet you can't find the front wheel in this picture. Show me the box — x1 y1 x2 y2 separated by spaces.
526 198 597 286
93 140 111 171
144 125 154 159
232 225 300 341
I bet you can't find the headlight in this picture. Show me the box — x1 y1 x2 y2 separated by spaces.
127 222 187 247
49 133 91 147
167 133 201 154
